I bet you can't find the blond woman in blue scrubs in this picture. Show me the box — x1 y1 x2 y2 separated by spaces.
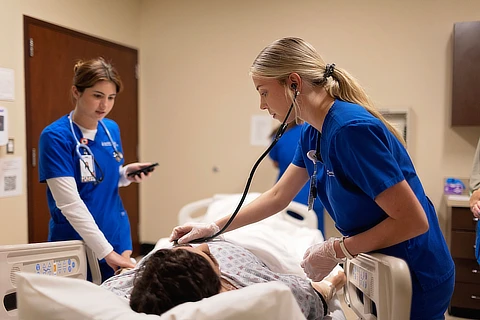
171 38 454 319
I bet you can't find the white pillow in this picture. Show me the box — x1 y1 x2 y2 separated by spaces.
16 272 306 320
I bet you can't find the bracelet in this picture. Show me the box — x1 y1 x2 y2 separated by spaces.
339 236 356 260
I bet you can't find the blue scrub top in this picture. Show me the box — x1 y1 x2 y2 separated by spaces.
269 124 325 233
38 115 132 256
292 100 454 293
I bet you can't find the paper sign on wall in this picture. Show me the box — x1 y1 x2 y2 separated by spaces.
0 106 8 146
250 115 272 146
0 157 22 198
0 68 14 101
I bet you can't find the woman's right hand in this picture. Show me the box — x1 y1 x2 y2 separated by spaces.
104 251 136 273
169 222 220 244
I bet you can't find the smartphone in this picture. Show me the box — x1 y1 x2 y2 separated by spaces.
127 163 159 177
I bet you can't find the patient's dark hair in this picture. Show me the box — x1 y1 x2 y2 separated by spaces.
129 248 221 315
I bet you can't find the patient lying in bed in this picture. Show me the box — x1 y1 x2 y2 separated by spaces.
101 240 345 320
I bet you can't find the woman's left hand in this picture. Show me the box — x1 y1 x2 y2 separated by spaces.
301 237 344 281
125 162 156 183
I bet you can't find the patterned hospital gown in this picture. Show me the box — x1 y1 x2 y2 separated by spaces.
101 240 324 319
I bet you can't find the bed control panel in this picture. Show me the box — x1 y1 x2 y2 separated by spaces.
350 263 374 298
0 240 88 318
24 257 79 276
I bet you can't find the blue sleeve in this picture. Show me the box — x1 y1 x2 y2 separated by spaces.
332 123 405 199
39 128 75 182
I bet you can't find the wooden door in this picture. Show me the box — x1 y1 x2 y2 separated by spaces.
24 16 140 254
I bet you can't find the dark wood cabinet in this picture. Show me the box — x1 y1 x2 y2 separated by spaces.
448 207 480 318
452 21 480 126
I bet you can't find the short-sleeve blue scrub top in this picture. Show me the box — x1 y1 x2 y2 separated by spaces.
292 100 455 319
39 115 132 281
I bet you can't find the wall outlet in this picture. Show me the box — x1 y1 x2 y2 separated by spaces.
6 138 14 154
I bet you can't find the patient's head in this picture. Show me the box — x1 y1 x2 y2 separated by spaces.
130 244 221 315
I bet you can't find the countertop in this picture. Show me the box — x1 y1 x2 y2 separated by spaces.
445 194 469 208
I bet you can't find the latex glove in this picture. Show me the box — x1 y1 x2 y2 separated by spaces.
301 237 344 281
169 222 220 244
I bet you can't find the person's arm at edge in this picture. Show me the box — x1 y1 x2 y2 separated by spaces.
469 139 480 218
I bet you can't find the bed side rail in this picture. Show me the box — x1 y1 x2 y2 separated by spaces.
343 253 412 320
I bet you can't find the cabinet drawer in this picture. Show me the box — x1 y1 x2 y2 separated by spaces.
452 207 478 231
450 231 476 259
451 282 480 310
454 258 480 284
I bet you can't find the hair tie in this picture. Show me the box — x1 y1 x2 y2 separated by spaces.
324 63 336 80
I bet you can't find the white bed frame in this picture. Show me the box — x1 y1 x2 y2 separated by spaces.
0 240 101 320
178 196 318 229
344 253 412 320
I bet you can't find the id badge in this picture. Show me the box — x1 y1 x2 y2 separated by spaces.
80 155 96 183
308 173 317 211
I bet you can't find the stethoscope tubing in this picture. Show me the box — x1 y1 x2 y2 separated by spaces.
68 111 122 160
189 92 298 244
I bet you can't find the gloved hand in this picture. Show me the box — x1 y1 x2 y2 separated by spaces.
169 222 220 244
301 237 344 281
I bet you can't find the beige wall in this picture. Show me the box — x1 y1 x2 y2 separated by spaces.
138 0 480 242
1 0 480 246
0 0 141 244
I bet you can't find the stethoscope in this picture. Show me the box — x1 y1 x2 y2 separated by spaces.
69 111 124 184
187 88 299 244
306 131 322 211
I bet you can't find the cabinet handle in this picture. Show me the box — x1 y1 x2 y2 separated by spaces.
474 217 479 222
472 295 480 300
473 269 479 274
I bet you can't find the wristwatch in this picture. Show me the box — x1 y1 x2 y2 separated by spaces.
339 236 356 260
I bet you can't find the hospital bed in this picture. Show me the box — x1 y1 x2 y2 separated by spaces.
3 193 411 319
175 193 413 319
